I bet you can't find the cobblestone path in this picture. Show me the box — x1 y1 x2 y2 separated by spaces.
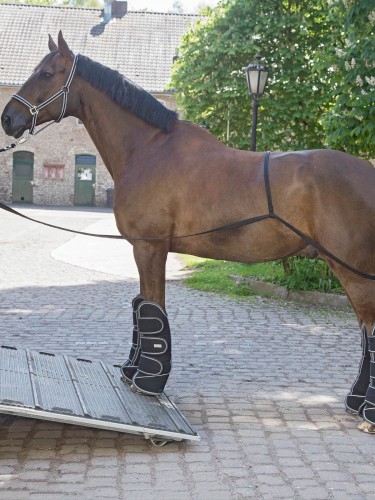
0 207 373 499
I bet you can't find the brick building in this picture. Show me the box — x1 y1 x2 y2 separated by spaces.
0 2 197 206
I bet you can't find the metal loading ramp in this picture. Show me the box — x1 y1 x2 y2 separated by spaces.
0 346 199 443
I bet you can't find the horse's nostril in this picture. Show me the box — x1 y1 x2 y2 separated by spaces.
1 114 11 127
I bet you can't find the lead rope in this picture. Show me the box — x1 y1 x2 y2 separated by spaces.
0 201 269 241
0 135 29 153
1 122 374 281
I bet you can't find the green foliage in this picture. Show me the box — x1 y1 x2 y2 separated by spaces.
171 0 374 157
0 0 55 4
65 0 102 8
275 257 343 292
171 0 333 151
321 0 375 158
182 256 343 297
183 259 256 297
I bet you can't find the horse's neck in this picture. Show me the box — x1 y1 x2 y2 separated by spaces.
75 84 158 180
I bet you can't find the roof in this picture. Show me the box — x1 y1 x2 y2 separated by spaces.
0 3 198 92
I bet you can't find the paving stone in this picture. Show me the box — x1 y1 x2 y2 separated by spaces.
258 484 295 497
297 486 330 498
0 207 370 498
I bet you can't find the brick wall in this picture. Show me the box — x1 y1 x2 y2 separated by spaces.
0 87 177 206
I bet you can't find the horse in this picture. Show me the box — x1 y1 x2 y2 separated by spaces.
2 32 375 432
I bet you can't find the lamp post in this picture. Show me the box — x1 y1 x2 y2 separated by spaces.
244 54 269 151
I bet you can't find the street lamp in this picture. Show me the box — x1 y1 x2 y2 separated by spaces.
244 54 269 151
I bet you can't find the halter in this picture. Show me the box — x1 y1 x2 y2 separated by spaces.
11 54 78 135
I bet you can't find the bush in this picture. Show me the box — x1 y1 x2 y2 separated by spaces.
275 257 343 293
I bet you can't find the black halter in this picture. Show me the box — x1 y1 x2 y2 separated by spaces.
12 54 78 135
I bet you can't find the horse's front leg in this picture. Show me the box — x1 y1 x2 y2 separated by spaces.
121 241 171 395
133 240 168 307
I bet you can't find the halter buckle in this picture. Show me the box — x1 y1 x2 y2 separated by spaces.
30 106 39 116
61 85 69 94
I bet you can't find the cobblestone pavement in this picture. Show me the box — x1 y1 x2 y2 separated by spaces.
0 207 374 500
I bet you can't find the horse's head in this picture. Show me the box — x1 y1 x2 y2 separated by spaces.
1 31 78 138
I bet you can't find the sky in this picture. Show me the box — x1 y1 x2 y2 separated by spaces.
127 0 220 14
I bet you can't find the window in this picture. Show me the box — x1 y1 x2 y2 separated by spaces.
44 162 64 180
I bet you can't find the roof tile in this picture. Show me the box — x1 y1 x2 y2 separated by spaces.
0 4 198 92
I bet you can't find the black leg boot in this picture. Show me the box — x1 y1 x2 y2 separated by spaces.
121 295 144 383
362 327 375 426
345 324 371 414
131 301 171 396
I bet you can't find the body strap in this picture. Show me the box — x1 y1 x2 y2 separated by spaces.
0 152 375 280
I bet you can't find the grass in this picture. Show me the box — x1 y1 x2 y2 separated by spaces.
180 255 344 299
181 256 284 299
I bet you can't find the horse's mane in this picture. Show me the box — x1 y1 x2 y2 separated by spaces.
76 54 178 133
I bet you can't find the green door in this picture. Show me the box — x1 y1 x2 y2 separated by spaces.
74 155 96 206
12 151 34 203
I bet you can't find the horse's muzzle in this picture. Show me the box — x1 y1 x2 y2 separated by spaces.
1 106 27 138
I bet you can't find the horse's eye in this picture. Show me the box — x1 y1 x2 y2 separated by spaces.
42 71 53 79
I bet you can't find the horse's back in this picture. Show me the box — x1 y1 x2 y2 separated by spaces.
271 149 375 260
271 149 375 211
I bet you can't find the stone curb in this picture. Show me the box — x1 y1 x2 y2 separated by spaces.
230 275 350 310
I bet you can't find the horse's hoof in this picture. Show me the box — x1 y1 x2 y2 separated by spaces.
358 421 375 433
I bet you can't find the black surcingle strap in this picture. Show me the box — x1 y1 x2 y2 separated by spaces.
264 153 375 280
264 151 274 218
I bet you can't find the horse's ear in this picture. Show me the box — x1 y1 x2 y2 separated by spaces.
48 34 58 52
57 30 72 58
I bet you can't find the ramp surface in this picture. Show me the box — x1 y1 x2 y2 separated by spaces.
0 346 199 442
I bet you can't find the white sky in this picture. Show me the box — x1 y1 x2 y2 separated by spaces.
127 0 220 14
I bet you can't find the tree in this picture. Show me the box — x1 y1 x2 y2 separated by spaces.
321 0 375 159
171 0 334 152
63 0 101 7
169 1 184 13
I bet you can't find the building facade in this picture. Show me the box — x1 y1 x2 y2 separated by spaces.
0 2 197 206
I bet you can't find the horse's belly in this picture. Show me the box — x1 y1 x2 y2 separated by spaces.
172 219 306 264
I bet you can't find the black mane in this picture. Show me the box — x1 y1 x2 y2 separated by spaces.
76 55 178 132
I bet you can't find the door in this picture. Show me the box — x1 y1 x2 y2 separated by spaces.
74 155 96 206
12 151 34 203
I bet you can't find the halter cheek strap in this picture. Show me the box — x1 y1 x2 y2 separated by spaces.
12 54 78 135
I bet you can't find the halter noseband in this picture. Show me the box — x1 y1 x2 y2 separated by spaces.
12 54 78 135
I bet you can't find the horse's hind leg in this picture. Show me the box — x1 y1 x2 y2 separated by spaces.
345 323 370 414
122 242 171 395
362 329 375 432
329 266 375 432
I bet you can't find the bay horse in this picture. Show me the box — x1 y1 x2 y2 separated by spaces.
2 32 375 432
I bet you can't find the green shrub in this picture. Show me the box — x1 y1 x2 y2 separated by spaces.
275 257 343 293
182 255 344 297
